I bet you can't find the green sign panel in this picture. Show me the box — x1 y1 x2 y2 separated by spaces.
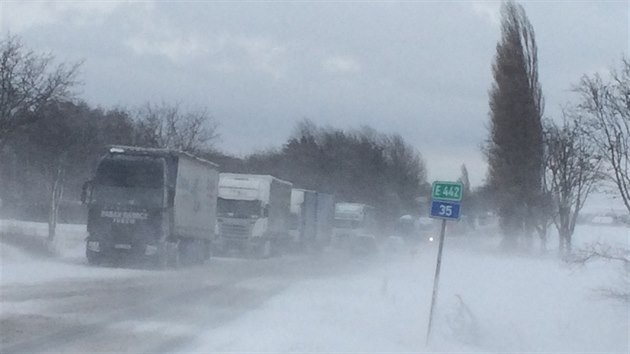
431 181 463 202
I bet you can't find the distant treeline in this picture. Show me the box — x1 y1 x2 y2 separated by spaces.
0 100 429 230
1 101 140 223
205 120 430 229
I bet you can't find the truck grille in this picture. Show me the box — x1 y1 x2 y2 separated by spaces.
112 228 132 244
219 223 251 239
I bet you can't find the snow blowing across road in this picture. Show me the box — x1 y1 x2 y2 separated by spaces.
184 224 629 353
0 220 145 286
1 220 629 353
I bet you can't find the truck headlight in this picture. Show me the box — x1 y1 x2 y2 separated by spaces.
87 241 100 252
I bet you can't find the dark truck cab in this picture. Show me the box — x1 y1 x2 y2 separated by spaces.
82 146 219 267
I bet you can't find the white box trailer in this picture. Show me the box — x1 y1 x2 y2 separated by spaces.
216 173 292 257
290 189 334 251
173 154 219 241
290 189 317 248
83 145 219 267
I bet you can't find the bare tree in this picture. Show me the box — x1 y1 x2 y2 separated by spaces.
569 243 629 302
134 101 219 154
574 58 630 214
544 113 602 253
22 102 91 247
0 34 81 151
2 101 136 248
532 129 554 252
533 173 555 252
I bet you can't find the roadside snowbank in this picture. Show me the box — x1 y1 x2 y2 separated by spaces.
0 220 145 285
0 219 86 257
1 241 150 286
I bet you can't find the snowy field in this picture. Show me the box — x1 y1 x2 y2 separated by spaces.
581 190 628 217
1 213 629 352
182 224 629 353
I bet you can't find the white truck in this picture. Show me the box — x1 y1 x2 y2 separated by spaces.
332 202 378 253
289 189 335 252
82 145 219 267
216 173 292 257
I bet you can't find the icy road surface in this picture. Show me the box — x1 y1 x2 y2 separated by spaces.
1 247 380 353
1 223 629 353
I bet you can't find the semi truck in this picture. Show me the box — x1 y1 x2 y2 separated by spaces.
332 202 377 253
81 146 219 267
289 189 334 252
216 173 292 257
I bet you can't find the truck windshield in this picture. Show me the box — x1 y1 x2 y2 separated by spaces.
334 219 362 229
218 198 261 218
95 156 164 188
91 156 165 208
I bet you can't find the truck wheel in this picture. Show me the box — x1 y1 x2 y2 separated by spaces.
86 248 102 266
271 239 284 257
203 240 211 261
171 249 180 268
178 239 191 266
154 244 169 270
260 239 272 258
196 239 207 264
179 239 204 266
213 246 227 257
187 239 205 265
166 241 180 269
156 255 167 269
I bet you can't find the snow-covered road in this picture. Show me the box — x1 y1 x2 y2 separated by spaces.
1 222 629 353
1 240 391 353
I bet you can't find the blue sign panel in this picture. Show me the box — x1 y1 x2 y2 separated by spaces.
430 200 461 220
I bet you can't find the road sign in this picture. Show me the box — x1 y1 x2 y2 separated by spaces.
426 180 463 345
431 181 463 202
429 199 461 220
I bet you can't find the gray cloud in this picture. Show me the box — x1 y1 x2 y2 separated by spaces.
2 1 626 186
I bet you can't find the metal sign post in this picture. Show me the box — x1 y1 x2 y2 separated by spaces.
425 181 463 346
425 219 446 345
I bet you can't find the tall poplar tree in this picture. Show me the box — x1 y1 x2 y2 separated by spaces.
486 1 544 248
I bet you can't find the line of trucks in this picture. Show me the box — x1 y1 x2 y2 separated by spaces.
81 146 378 267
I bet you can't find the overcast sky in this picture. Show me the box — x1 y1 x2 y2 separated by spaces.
1 1 627 186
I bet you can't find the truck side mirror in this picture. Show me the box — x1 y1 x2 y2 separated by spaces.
262 206 269 218
81 180 93 204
